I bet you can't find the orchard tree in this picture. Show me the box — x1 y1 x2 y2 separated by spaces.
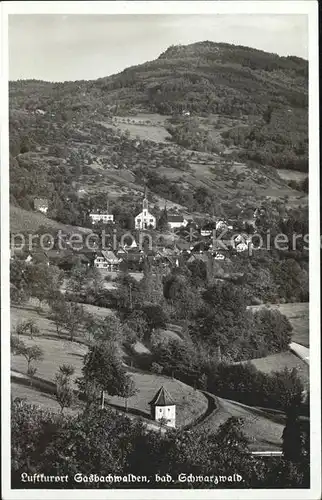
78 342 129 409
62 302 85 341
120 376 137 412
13 342 44 383
25 263 63 308
49 299 68 336
10 335 26 356
15 320 40 340
55 364 75 414
84 315 123 344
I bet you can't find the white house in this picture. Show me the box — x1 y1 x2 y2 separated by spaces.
236 242 249 253
216 219 233 232
34 198 48 214
167 215 188 230
149 386 176 428
234 234 253 253
90 200 114 224
201 229 213 237
89 212 114 224
93 250 122 270
135 191 156 230
214 252 226 260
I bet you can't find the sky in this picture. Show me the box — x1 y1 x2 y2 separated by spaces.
9 14 308 82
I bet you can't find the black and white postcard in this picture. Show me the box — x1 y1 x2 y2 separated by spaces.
1 2 320 499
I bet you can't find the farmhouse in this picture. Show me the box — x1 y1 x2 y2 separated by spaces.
94 250 122 271
167 215 188 230
89 212 114 224
135 189 156 230
149 386 176 428
34 198 48 214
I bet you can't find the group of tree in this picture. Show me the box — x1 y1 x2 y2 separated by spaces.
11 397 310 489
11 335 44 383
10 260 63 308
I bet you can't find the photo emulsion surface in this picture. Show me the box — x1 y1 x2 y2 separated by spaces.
3 4 320 498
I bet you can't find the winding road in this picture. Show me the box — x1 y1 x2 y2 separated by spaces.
289 342 309 365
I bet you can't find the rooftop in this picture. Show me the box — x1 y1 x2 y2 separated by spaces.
168 215 185 222
148 386 175 407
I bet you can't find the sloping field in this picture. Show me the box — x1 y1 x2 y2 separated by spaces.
249 351 309 390
196 396 285 452
11 300 114 339
103 115 172 143
107 370 208 428
277 169 308 182
11 335 207 428
11 381 79 414
11 303 208 428
10 205 91 234
11 336 86 387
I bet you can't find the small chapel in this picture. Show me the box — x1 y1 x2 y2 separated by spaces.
149 386 176 428
135 187 156 230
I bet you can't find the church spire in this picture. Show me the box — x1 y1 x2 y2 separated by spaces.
143 185 148 211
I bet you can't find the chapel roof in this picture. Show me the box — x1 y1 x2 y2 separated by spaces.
148 386 175 406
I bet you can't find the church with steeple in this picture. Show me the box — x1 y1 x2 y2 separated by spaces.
135 186 156 230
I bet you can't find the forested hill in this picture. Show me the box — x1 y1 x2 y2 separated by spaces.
9 41 308 225
11 41 308 113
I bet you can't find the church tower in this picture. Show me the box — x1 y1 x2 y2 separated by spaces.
143 186 148 212
134 185 156 230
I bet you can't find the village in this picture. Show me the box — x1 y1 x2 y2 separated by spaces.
11 191 257 275
7 14 314 491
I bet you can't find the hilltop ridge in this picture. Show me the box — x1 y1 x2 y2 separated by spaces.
9 41 308 229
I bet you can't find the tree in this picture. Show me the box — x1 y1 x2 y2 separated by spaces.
10 283 30 305
158 207 169 231
141 303 168 337
55 364 75 414
125 310 148 340
67 265 104 299
25 263 63 308
15 320 40 340
84 314 123 344
62 302 85 341
282 403 309 462
163 272 200 320
10 335 26 356
120 376 137 412
78 342 129 409
252 308 292 353
49 298 68 336
15 344 44 383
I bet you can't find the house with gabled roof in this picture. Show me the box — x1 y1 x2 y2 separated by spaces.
94 250 122 271
167 214 188 230
149 386 176 428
